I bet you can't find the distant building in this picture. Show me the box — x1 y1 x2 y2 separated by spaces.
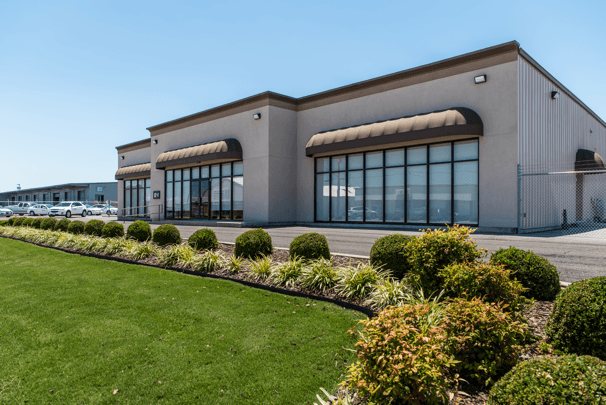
0 182 117 205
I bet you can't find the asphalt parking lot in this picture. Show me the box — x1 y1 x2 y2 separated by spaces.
12 212 605 284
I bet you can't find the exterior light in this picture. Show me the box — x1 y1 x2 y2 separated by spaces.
121 156 124 160
253 113 261 120
551 91 559 99
153 139 158 144
474 74 487 84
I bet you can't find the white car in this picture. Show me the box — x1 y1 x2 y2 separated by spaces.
95 204 117 215
49 202 87 218
28 204 52 216
0 207 13 217
85 205 104 216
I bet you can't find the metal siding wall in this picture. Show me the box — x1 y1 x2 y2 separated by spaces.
518 57 606 230
518 57 606 171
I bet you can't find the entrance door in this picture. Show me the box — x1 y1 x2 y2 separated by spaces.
191 181 200 218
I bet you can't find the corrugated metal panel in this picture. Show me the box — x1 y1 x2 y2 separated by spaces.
518 58 606 172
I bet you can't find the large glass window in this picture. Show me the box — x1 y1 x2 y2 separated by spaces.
123 177 151 218
165 161 244 221
314 139 478 225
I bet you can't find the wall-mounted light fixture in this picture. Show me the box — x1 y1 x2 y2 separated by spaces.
551 91 559 99
153 139 158 144
121 156 124 160
474 74 487 84
253 113 261 120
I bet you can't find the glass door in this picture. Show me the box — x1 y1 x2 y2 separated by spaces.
201 180 210 219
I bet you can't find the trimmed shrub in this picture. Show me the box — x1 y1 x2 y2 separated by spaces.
440 262 529 313
289 232 330 261
490 247 560 301
7 217 15 226
488 355 606 405
22 218 35 227
234 228 273 259
188 228 219 251
406 225 485 294
369 234 414 279
0 220 9 226
101 222 125 238
54 218 70 232
84 219 105 237
546 276 606 360
444 298 531 387
345 304 458 404
127 220 152 242
152 224 181 246
31 218 43 229
12 217 26 227
67 220 86 235
40 217 58 231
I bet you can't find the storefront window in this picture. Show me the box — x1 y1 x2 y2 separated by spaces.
165 161 243 221
123 177 151 218
315 139 478 225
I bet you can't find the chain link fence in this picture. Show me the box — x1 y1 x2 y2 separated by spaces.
518 163 606 238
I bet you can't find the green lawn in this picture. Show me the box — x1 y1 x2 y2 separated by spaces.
0 238 364 404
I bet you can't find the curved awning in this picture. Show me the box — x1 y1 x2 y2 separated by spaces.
305 107 483 156
575 149 606 172
115 163 151 180
156 139 242 169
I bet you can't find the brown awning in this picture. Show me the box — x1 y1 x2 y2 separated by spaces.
575 149 606 172
156 139 242 169
115 163 151 180
305 107 483 156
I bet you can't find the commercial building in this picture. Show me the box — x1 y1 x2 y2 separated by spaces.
0 182 118 205
115 41 606 233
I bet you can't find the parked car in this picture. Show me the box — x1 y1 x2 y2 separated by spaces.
49 202 87 218
85 205 104 216
0 207 13 217
28 204 53 216
6 202 36 216
95 204 117 215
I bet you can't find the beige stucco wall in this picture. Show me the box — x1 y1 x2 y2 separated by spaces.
296 60 520 229
148 105 271 222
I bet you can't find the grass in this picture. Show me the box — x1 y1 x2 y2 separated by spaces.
0 238 364 404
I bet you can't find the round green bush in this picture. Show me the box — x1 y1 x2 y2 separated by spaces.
488 355 606 404
188 228 218 251
234 228 273 259
22 218 35 227
369 234 413 279
40 217 58 230
127 220 152 242
289 232 330 261
54 218 70 232
101 222 125 238
7 217 15 226
152 224 182 246
490 247 560 301
406 226 485 294
444 298 531 387
12 217 26 227
0 220 9 227
67 220 86 235
546 276 606 360
440 262 528 313
84 219 105 237
31 218 43 229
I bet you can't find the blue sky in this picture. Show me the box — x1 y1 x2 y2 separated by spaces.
1 0 605 193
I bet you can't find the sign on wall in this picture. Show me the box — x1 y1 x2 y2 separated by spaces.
153 191 161 199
